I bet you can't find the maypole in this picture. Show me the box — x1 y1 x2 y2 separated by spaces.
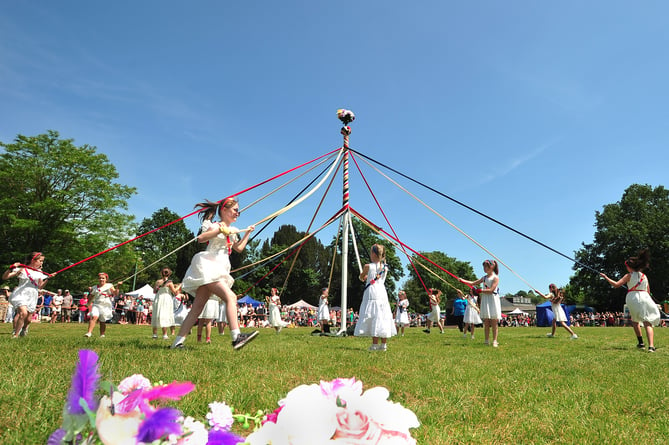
337 109 355 334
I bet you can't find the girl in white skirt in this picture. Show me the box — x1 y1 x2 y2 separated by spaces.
197 295 220 343
2 252 50 338
317 287 330 333
84 272 121 338
540 284 578 339
460 259 501 347
171 198 258 350
151 267 179 339
394 290 410 336
267 288 289 333
354 244 396 351
423 288 444 334
461 289 482 340
601 248 660 352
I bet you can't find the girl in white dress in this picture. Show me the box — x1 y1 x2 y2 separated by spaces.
84 272 121 338
461 289 482 340
540 284 578 339
151 267 179 339
460 260 501 347
267 288 289 333
394 290 410 336
197 295 220 343
601 248 660 352
424 288 444 334
317 287 330 332
171 198 258 350
2 252 50 338
354 244 396 351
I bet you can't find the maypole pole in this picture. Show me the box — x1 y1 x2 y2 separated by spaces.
337 108 355 334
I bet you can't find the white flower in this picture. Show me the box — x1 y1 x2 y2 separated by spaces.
249 384 338 445
206 401 234 431
117 374 152 395
178 416 208 445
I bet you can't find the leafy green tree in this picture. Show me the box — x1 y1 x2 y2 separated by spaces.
571 184 669 310
134 207 199 287
256 224 330 304
402 251 475 314
0 131 136 292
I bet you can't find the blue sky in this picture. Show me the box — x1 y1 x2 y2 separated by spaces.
1 1 667 299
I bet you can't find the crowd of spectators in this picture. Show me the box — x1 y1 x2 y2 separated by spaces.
2 291 667 329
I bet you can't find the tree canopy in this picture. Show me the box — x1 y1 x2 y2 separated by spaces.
0 131 137 292
134 207 199 287
402 251 476 314
571 184 669 310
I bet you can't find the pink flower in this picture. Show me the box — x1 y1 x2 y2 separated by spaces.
332 407 381 442
117 374 151 395
332 408 417 445
262 404 284 425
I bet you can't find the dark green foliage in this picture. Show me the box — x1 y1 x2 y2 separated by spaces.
571 184 669 310
0 131 136 292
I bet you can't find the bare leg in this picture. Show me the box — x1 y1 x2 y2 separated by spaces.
99 321 106 336
484 319 491 343
86 316 98 335
491 320 499 343
551 322 557 336
13 307 28 337
560 321 575 336
644 322 654 348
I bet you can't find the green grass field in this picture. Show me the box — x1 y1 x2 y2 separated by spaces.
1 323 667 444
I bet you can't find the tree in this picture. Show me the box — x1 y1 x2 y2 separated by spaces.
402 251 475 314
255 224 331 304
0 131 137 292
571 184 669 310
134 208 199 287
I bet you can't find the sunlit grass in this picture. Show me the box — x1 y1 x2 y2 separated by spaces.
1 323 667 444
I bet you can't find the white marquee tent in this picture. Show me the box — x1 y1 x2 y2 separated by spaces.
126 283 155 301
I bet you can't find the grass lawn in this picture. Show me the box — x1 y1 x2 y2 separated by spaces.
1 323 667 444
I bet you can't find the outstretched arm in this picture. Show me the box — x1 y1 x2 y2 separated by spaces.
600 272 630 288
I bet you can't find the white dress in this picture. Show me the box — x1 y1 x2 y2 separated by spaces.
173 295 189 326
395 298 410 326
217 300 227 324
199 295 220 319
427 295 441 323
549 293 568 323
151 283 175 328
626 271 660 325
463 295 482 325
268 295 288 328
182 220 238 295
9 268 48 313
317 295 330 321
354 262 397 338
90 283 115 322
479 274 501 320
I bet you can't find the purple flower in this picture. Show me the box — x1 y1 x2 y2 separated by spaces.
66 349 100 415
136 407 183 443
207 428 246 445
47 429 66 445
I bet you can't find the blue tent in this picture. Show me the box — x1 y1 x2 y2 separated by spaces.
535 301 572 327
237 295 262 307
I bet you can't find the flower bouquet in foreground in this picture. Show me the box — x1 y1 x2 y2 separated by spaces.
50 349 420 445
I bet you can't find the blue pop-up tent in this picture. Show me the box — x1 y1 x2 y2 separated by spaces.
237 295 263 307
536 301 573 327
